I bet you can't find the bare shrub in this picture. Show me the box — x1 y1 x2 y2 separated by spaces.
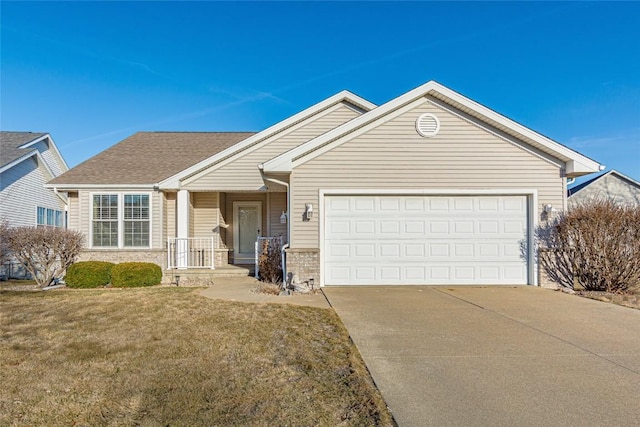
0 219 10 268
258 237 283 284
5 226 85 287
536 198 640 293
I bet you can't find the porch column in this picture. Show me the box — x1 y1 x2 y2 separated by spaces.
176 189 190 269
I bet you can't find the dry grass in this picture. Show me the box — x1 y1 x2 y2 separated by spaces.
0 287 394 426
252 282 282 295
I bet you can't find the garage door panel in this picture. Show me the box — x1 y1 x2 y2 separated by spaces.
324 195 528 285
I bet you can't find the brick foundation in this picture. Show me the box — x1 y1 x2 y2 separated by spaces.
80 249 232 284
285 248 319 286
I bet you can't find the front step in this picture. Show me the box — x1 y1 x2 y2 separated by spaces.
163 264 254 285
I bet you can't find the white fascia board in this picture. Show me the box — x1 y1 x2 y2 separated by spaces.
181 101 361 188
609 170 640 188
429 83 602 174
566 159 603 177
263 80 602 175
0 151 37 174
157 90 376 189
0 151 56 180
262 87 435 172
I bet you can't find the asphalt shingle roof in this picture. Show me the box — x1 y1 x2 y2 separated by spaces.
48 132 256 185
0 131 47 168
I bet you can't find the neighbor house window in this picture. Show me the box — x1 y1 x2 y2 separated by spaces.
37 206 65 227
92 193 150 248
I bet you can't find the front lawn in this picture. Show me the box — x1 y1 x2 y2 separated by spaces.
0 287 393 426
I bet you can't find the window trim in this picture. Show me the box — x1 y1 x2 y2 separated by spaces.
89 192 153 249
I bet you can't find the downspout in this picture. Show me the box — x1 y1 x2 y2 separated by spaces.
258 165 290 287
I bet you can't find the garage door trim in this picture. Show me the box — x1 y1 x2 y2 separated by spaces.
319 189 538 286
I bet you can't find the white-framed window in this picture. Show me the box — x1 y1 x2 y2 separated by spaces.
91 193 151 248
37 206 65 228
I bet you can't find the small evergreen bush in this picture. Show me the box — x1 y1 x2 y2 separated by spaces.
65 261 115 288
111 262 162 288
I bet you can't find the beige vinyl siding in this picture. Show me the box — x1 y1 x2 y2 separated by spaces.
192 192 220 245
290 99 564 248
182 103 362 191
268 192 287 241
164 192 176 240
77 188 162 249
67 192 79 230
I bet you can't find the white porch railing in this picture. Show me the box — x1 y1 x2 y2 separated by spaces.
255 236 284 279
167 237 215 269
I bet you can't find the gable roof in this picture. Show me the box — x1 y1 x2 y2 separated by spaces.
158 91 376 188
1 131 47 170
261 81 603 177
568 169 640 197
48 132 256 187
1 131 69 176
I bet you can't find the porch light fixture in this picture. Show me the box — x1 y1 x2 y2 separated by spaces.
304 203 313 220
544 204 553 213
280 211 287 224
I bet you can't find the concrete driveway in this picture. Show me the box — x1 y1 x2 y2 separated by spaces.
323 286 640 426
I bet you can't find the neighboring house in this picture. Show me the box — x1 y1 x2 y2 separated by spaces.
568 169 640 207
1 131 69 277
47 81 602 287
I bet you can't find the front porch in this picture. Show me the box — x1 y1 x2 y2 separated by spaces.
164 190 288 273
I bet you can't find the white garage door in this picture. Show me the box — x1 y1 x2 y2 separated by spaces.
324 195 529 285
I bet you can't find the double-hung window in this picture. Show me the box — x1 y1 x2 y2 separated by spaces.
92 194 150 248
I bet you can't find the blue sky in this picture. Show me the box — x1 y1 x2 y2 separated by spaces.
2 1 639 184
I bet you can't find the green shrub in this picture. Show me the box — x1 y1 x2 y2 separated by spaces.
65 261 115 288
111 262 162 288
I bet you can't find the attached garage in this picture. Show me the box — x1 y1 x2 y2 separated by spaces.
261 81 603 288
323 193 531 285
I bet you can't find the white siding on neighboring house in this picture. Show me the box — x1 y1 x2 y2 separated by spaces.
32 140 66 177
289 98 564 248
0 157 64 227
182 103 362 191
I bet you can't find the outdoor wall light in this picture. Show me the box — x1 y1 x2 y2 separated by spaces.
280 211 288 224
304 203 313 220
544 204 553 213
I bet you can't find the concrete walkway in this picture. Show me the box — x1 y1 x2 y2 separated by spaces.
324 286 640 426
199 277 330 309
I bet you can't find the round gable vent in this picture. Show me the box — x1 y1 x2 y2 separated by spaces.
416 113 440 137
